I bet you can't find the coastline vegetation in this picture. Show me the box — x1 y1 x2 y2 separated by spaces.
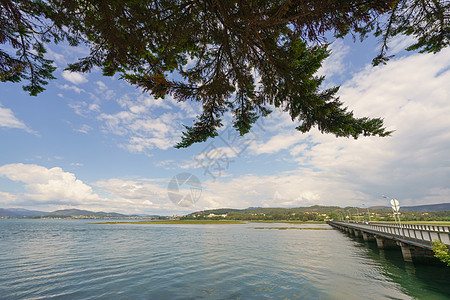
249 227 331 230
182 206 450 223
432 240 450 266
89 220 246 225
88 220 330 225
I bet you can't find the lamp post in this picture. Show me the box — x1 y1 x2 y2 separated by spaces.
383 195 402 228
355 207 359 222
347 209 352 222
362 203 371 222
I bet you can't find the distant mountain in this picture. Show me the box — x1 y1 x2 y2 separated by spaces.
401 203 450 212
39 209 131 218
0 208 47 217
368 206 388 210
189 203 450 217
369 203 450 212
189 205 346 217
0 208 162 218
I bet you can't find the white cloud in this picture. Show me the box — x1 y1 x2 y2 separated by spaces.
98 94 190 152
282 49 450 206
0 104 35 134
0 191 18 205
0 164 170 214
57 84 85 94
125 136 174 152
316 39 350 79
0 163 103 205
69 101 99 117
46 48 66 66
93 80 116 100
195 171 362 210
386 34 417 56
94 178 163 201
95 81 107 91
187 48 450 209
249 132 304 154
92 178 194 214
75 124 92 134
154 160 176 169
62 71 88 85
89 104 100 112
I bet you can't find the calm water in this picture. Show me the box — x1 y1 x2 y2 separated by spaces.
0 220 449 299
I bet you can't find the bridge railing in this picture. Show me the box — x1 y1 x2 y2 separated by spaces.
366 222 450 233
329 221 450 246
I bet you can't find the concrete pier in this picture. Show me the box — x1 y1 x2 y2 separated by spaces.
375 237 398 249
362 232 375 241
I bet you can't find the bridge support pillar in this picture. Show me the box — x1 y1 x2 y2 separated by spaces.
354 230 361 237
375 237 398 249
362 232 375 241
400 244 414 262
399 243 437 262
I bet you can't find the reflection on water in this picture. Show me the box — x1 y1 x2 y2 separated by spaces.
336 229 450 299
0 220 449 299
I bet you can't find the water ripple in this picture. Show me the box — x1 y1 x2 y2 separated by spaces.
1 220 450 299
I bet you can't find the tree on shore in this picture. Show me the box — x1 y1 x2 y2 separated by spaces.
1 0 448 147
431 240 450 266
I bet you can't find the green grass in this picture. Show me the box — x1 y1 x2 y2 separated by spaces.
89 220 245 225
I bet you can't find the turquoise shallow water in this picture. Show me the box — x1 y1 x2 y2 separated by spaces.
0 219 449 299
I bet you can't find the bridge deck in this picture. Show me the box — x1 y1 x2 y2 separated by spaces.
327 221 450 249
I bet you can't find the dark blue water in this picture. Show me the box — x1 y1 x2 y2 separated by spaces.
0 220 449 299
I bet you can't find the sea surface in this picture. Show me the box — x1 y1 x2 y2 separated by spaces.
0 219 449 299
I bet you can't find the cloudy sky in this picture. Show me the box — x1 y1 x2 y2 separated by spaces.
1 34 449 215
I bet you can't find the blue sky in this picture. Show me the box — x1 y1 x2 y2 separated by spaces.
1 35 449 215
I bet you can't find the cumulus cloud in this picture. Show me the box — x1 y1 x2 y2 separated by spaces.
92 178 194 214
94 178 163 201
243 48 450 207
193 170 363 210
0 163 103 205
180 48 450 210
0 164 173 214
0 163 194 214
62 70 88 85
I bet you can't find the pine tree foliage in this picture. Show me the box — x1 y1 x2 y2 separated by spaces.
1 0 448 146
370 0 449 65
0 0 79 95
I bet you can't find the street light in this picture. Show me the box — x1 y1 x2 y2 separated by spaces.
362 203 371 222
382 195 402 228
